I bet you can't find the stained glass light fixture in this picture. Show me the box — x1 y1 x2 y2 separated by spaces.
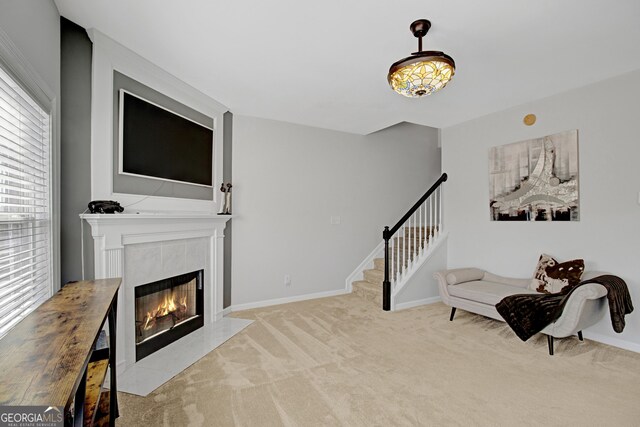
388 19 455 98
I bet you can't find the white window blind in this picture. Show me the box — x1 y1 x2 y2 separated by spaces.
0 65 52 338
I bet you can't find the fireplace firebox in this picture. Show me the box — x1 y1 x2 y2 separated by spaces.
134 270 204 361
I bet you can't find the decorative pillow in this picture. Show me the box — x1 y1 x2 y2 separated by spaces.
529 254 584 294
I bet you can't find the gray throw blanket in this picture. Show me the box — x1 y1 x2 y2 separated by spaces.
495 275 633 341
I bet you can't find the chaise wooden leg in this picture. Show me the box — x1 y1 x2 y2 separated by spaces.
449 307 456 321
547 335 554 356
577 331 583 341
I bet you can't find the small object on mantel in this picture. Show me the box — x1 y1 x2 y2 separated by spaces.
217 184 227 214
218 183 232 215
224 183 232 214
88 200 124 214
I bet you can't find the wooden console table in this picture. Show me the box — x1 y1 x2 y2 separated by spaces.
0 279 121 426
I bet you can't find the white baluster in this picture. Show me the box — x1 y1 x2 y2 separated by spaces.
393 234 400 280
438 186 442 237
384 231 394 289
432 191 436 239
413 211 420 262
404 222 408 276
407 216 413 270
423 199 428 249
398 227 402 280
418 204 423 256
426 201 429 245
400 224 403 278
412 212 416 263
429 195 434 242
408 215 412 268
396 230 402 280
420 202 427 252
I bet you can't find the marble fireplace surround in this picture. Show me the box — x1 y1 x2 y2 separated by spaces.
82 213 249 395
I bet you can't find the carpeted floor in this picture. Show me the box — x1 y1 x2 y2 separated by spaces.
116 294 640 426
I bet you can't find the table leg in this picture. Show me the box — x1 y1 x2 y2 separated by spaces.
108 291 119 426
73 368 87 427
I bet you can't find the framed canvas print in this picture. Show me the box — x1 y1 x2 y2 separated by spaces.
489 130 579 221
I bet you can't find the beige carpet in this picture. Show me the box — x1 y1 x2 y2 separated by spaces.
116 294 640 426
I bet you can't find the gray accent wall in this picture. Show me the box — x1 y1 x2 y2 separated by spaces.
223 112 232 308
112 71 214 200
60 17 93 283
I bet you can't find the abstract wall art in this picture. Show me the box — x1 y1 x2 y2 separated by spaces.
489 130 579 221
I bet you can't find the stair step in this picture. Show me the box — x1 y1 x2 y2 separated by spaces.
352 280 382 306
351 226 442 307
363 268 383 285
366 265 414 285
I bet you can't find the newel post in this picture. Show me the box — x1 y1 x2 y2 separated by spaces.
382 226 391 311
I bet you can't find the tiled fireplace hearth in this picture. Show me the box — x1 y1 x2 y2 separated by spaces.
81 213 251 396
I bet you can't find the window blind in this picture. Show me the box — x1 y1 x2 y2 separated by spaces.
0 65 51 338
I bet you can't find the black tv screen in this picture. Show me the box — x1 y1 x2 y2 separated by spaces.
120 91 213 186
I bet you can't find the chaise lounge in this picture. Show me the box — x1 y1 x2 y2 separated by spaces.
434 268 609 355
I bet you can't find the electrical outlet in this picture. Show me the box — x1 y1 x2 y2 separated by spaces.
330 215 341 225
284 274 291 287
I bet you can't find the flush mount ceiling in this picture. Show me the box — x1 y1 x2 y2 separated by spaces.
388 19 455 98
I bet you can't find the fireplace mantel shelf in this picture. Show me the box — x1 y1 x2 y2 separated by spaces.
80 212 231 250
80 213 233 222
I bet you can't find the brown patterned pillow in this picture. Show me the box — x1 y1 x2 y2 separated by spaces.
529 254 584 294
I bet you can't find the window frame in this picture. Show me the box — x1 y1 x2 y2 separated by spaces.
0 25 60 310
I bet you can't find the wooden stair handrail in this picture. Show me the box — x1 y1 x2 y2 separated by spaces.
381 173 448 311
384 173 447 240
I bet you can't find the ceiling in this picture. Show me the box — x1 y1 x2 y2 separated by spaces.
54 0 640 135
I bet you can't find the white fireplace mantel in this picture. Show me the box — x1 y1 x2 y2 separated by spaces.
81 212 232 374
82 213 232 251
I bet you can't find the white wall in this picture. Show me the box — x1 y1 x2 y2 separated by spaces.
442 70 640 349
232 117 441 307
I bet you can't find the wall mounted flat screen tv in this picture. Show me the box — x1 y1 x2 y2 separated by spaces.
119 90 213 187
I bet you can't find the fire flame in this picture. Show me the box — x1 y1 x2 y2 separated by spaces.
142 293 188 330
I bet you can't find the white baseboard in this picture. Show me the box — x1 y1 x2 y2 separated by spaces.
394 296 441 311
583 331 640 353
222 306 232 316
231 289 350 312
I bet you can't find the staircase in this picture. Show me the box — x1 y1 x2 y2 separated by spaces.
352 227 438 305
349 174 448 310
